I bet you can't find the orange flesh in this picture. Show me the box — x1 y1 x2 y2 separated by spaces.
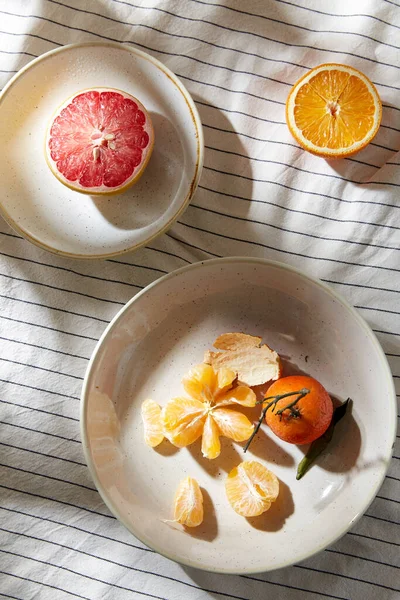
293 70 376 149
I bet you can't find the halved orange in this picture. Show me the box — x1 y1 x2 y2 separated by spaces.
286 64 382 158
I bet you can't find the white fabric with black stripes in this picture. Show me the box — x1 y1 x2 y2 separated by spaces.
0 1 399 599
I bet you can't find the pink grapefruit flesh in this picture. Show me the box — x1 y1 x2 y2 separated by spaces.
46 88 154 195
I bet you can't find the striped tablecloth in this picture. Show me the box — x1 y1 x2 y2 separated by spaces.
1 1 399 599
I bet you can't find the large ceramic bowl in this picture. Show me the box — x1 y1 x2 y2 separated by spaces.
81 258 396 574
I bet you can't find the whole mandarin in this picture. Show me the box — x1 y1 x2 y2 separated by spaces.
264 375 333 445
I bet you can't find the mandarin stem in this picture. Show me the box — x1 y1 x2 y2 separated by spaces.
244 388 310 452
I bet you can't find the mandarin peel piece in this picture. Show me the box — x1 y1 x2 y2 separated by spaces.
204 332 281 387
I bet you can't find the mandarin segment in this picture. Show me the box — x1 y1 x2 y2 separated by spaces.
216 384 257 408
141 399 164 447
162 397 206 447
225 461 279 517
201 414 221 459
182 363 217 402
173 477 204 527
212 408 254 442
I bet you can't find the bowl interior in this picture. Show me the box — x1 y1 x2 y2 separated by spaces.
82 259 395 573
0 42 202 257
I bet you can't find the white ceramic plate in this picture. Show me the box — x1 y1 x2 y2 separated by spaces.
81 258 396 574
0 42 203 258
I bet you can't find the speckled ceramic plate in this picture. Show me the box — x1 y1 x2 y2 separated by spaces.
0 42 203 258
81 258 396 574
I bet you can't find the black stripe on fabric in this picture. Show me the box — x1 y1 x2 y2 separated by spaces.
377 495 400 505
0 314 98 341
0 69 17 73
107 258 167 275
189 203 400 253
349 531 400 548
147 245 192 264
198 184 399 231
355 305 400 316
0 335 89 360
0 443 85 467
241 575 348 600
204 165 400 207
110 0 400 75
383 0 400 7
205 144 400 188
0 252 143 290
274 0 400 29
0 271 124 306
0 292 109 324
0 399 79 422
325 548 399 570
0 571 92 600
0 421 80 444
0 593 23 600
324 278 400 296
0 485 113 520
195 0 400 33
386 475 400 482
365 513 400 525
0 548 169 600
0 378 80 401
0 464 96 492
188 0 400 49
0 357 84 380
166 233 220 258
374 329 400 337
296 565 400 592
0 230 20 239
0 506 151 554
0 49 37 56
382 103 400 112
177 220 400 274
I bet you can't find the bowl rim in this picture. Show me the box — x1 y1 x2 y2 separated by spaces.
80 256 397 574
0 40 204 260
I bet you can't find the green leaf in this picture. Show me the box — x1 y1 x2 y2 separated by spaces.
296 398 352 480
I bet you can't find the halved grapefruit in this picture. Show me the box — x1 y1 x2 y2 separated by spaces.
45 88 154 195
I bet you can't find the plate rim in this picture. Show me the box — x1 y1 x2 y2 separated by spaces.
0 41 204 259
80 256 397 574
